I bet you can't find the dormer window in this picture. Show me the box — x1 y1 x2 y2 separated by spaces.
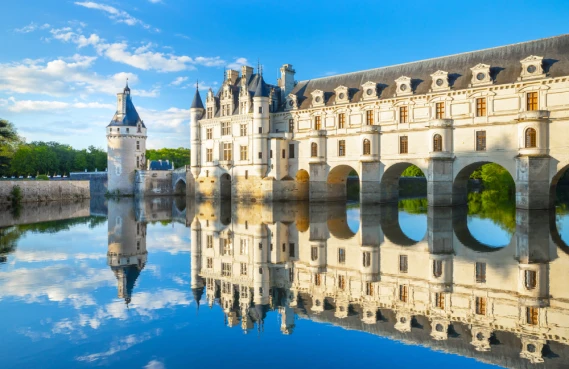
311 89 325 107
334 85 349 104
519 55 546 81
470 64 492 87
395 76 412 97
361 81 378 101
430 70 450 92
286 94 298 110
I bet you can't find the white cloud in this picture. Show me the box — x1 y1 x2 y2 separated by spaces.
51 27 101 48
145 360 165 369
99 42 193 72
76 329 162 362
0 97 114 113
169 76 188 86
227 57 249 70
0 55 158 97
148 0 163 3
74 1 157 31
15 22 50 33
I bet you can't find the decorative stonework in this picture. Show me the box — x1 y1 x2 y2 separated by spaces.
395 76 413 97
311 89 325 107
334 85 350 104
470 63 492 87
361 81 378 101
430 70 450 92
519 56 546 81
286 93 298 110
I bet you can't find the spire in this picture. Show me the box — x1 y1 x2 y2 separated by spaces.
124 78 130 94
190 83 204 110
254 73 270 98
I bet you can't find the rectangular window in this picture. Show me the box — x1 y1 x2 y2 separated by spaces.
476 98 487 117
270 150 273 159
399 285 408 302
289 118 294 132
527 307 539 325
289 243 295 258
435 102 445 119
527 92 538 111
433 260 443 278
240 263 247 276
338 248 346 264
258 152 262 159
223 143 232 161
314 116 321 130
207 107 213 119
476 131 486 151
207 257 213 269
399 255 408 273
338 113 346 128
207 235 213 248
525 270 537 290
206 128 213 140
240 124 247 136
136 141 140 150
362 252 371 267
315 274 321 286
258 107 263 114
435 292 445 309
399 136 408 154
289 144 295 159
222 263 232 277
222 121 231 136
400 106 408 123
206 148 213 162
222 238 232 256
475 297 487 315
366 282 374 296
475 262 486 283
239 239 248 255
338 140 346 157
366 110 374 125
240 145 248 161
282 149 286 159
338 275 346 290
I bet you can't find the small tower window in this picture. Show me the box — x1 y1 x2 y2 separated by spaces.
476 131 486 151
362 252 371 267
525 128 537 148
338 140 346 157
526 307 539 325
433 134 443 152
126 128 130 133
475 297 487 315
363 139 371 155
338 113 346 128
311 246 318 261
311 142 318 157
399 136 408 154
399 255 408 273
433 260 443 277
258 107 263 114
137 124 141 133
366 110 374 125
400 106 408 123
475 262 486 283
314 116 321 130
136 141 140 150
338 248 346 264
525 270 537 290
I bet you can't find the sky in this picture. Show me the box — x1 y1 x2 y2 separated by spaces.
1 0 568 150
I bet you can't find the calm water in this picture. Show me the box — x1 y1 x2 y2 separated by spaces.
1 196 569 369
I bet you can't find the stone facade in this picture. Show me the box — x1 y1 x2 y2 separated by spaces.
190 201 569 366
191 35 569 209
0 180 90 205
0 199 90 228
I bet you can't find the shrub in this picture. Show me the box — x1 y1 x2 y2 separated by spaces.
36 174 49 180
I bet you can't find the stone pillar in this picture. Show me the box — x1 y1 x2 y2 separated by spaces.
516 110 551 209
360 161 381 204
427 158 454 207
308 130 328 202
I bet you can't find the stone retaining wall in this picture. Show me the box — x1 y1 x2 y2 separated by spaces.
0 199 91 228
0 180 90 205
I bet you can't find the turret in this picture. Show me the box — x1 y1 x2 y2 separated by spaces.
190 85 205 178
107 82 147 195
252 74 270 178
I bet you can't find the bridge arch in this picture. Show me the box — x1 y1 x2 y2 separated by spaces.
220 173 231 200
452 160 516 206
379 161 427 204
327 164 360 202
379 204 427 246
295 169 310 201
549 163 569 207
174 178 186 195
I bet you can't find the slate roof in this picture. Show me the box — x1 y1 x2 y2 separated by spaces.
191 88 204 109
108 88 145 127
290 34 569 109
254 74 271 97
149 160 173 171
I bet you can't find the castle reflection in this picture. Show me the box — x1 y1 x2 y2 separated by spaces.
188 200 569 367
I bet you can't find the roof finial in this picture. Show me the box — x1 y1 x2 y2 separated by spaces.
126 77 129 88
196 79 199 90
257 58 260 75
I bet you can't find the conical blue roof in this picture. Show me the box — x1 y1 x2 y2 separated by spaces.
108 92 144 127
191 88 204 109
254 74 270 97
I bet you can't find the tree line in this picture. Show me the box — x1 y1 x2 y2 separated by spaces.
0 118 191 177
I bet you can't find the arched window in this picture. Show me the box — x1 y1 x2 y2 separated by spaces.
363 139 371 155
525 128 537 148
311 246 318 261
433 134 443 152
311 142 318 157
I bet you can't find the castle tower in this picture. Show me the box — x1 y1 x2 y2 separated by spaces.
107 199 148 305
106 82 147 196
252 74 270 178
190 85 204 179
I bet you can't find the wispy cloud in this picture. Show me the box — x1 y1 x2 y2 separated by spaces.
227 57 249 70
74 1 158 31
15 22 50 33
0 97 114 113
169 76 188 86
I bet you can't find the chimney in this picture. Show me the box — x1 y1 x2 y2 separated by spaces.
226 69 239 85
241 65 253 82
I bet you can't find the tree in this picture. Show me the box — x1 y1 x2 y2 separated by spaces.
0 119 23 176
401 165 425 177
146 147 190 167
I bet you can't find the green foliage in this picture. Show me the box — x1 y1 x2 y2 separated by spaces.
36 174 49 181
146 147 190 167
0 119 23 176
9 142 107 177
401 165 425 177
10 185 22 206
398 198 428 214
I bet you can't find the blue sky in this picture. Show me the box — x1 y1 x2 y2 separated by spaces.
1 0 568 150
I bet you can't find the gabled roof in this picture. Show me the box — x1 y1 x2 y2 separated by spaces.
290 34 569 109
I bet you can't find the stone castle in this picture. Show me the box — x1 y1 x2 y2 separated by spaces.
107 34 569 208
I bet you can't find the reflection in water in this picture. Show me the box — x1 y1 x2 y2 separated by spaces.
1 196 569 368
192 199 569 367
